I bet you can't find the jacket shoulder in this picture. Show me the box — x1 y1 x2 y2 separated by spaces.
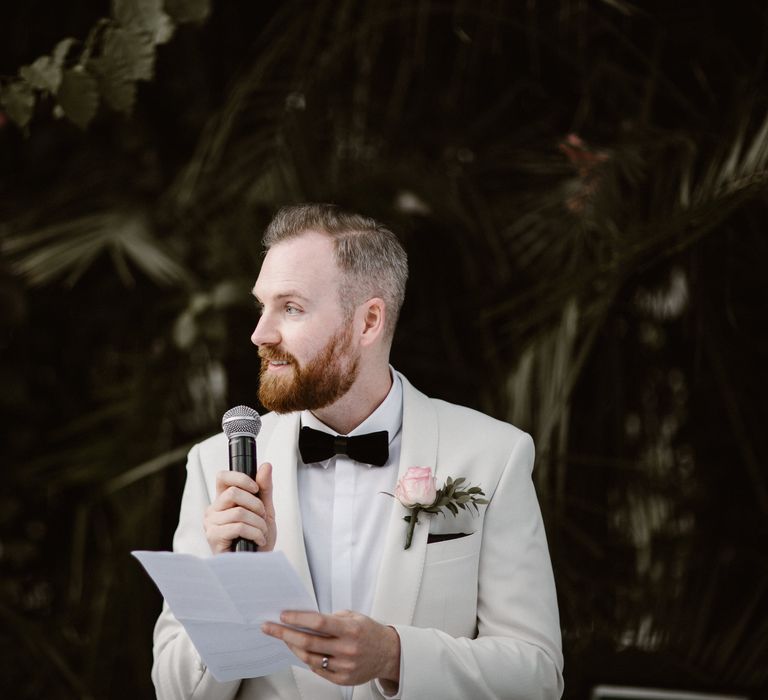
430 398 526 441
399 369 530 452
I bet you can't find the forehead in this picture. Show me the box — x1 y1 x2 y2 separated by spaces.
253 230 341 301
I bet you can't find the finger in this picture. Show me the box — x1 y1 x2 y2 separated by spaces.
278 611 346 637
302 650 344 676
261 626 346 677
209 505 265 530
204 499 266 546
212 485 265 515
261 622 337 654
313 652 334 674
255 462 274 521
215 470 258 497
281 643 337 675
212 522 267 548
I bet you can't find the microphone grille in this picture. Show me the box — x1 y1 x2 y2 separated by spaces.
222 405 262 438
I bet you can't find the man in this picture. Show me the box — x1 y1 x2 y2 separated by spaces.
152 204 564 699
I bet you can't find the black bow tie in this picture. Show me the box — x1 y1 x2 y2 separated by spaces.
298 426 389 467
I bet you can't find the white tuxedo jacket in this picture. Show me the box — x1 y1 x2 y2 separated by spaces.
152 373 564 699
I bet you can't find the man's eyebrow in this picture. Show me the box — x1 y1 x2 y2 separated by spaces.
251 289 309 302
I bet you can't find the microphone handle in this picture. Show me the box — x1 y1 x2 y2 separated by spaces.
229 435 258 552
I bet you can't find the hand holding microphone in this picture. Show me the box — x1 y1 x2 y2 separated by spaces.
203 406 276 554
222 406 261 552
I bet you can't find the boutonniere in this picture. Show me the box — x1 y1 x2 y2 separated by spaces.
384 467 489 549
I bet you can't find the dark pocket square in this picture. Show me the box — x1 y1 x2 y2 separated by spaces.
427 532 472 544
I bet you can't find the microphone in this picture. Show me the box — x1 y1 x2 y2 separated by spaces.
222 405 262 552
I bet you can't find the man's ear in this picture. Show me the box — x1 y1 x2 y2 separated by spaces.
359 297 386 347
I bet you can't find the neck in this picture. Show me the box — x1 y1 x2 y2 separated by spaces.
311 363 393 435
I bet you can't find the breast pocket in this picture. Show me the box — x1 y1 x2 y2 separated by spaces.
412 530 481 637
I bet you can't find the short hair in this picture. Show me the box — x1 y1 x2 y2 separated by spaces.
263 203 408 339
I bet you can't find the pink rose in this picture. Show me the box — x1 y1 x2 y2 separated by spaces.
394 467 437 507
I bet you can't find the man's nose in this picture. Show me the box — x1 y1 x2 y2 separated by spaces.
251 313 279 347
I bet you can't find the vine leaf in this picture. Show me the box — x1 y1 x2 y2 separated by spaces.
53 38 77 65
113 0 174 45
56 67 99 129
2 0 213 130
17 40 66 96
20 56 62 93
104 27 156 81
91 65 137 113
165 0 211 24
18 38 76 95
88 27 155 112
1 81 35 128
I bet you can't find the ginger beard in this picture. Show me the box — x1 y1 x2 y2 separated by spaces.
257 320 359 413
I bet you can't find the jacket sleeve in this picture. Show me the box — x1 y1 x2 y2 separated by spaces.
151 443 241 700
388 433 564 699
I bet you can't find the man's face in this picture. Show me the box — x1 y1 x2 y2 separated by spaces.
251 231 360 413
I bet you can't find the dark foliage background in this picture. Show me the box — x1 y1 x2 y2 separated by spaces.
1 1 767 698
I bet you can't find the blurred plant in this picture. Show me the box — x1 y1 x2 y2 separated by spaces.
0 0 211 130
1 0 767 698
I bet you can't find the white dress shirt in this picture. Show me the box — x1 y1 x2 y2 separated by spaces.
298 370 403 616
297 370 403 698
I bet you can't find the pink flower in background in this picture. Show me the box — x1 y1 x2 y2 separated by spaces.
559 133 610 213
394 467 437 507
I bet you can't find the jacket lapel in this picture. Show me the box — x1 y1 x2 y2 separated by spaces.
263 413 317 608
368 374 438 626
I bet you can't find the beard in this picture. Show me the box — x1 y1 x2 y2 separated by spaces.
257 323 359 414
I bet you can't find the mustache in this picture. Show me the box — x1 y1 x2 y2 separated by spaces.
258 347 296 363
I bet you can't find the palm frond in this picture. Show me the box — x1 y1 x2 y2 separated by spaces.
2 210 192 287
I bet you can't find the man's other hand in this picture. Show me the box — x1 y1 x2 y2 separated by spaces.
261 610 401 689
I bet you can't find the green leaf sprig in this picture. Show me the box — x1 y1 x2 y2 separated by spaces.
394 476 489 550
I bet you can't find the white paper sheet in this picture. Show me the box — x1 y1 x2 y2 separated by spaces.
133 550 319 681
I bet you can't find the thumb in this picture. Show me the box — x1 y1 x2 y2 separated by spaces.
256 462 275 518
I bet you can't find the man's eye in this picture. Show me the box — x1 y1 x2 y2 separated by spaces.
285 304 301 315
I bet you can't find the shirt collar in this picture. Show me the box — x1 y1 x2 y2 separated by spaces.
300 367 403 445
